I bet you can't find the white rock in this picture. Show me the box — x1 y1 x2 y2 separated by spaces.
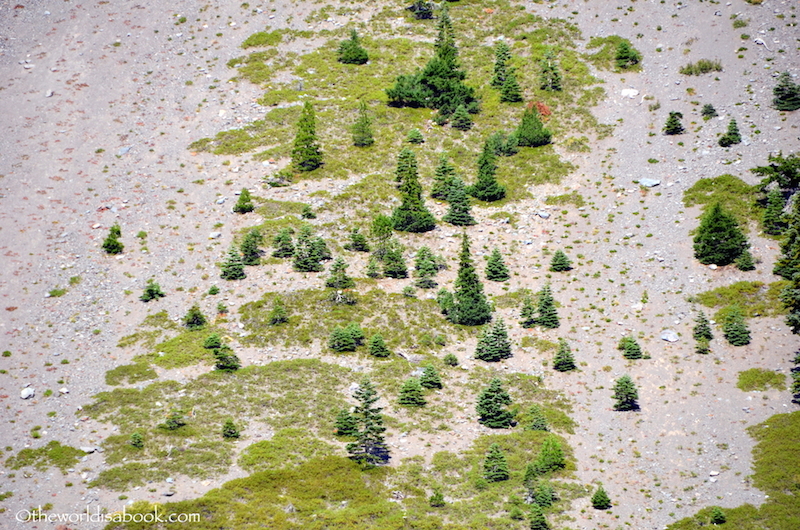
661 329 679 342
20 388 35 399
621 88 639 98
209 232 222 239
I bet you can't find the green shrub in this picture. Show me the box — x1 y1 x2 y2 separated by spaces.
736 368 786 392
679 59 723 75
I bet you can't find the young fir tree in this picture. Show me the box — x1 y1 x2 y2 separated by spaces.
762 188 786 235
475 319 513 362
487 130 519 157
736 248 756 271
549 250 572 272
615 41 641 69
325 257 355 290
394 147 418 185
693 310 714 342
268 297 289 325
130 432 144 449
469 137 506 202
443 353 459 366
222 419 240 439
516 105 552 147
695 337 712 355
701 103 718 119
442 178 477 226
428 488 445 508
214 344 241 372
334 408 358 437
448 233 493 326
450 104 473 130
430 155 457 200
534 284 559 329
291 101 323 172
476 378 514 428
140 279 166 302
233 188 255 213
485 248 510 281
398 377 426 407
774 195 800 280
329 326 358 352
366 255 382 279
414 246 439 289
499 69 523 103
344 228 370 252
293 226 324 272
102 224 124 254
723 306 751 346
490 41 511 88
553 338 576 372
483 443 510 482
612 374 639 411
618 336 643 360
406 128 425 144
392 150 436 233
529 480 557 508
663 111 685 135
338 29 368 65
693 203 749 266
420 364 443 389
352 101 374 147
531 435 566 475
344 323 365 347
240 228 263 266
528 503 550 530
718 118 742 147
272 227 295 258
782 270 800 335
382 244 408 278
368 333 391 358
526 404 549 432
203 332 222 349
772 71 800 111
710 506 727 525
519 295 537 328
591 485 612 510
183 304 207 330
221 245 246 280
346 378 389 466
539 49 562 91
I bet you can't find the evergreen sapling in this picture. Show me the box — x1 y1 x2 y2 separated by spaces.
485 248 510 281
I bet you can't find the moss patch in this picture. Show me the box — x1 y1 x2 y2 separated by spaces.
736 368 787 392
5 441 85 474
689 280 789 319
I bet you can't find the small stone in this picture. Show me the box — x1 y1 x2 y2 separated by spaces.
166 477 174 483
20 388 35 399
639 178 661 188
708 264 718 270
162 491 175 497
59 387 69 394
80 446 96 453
45 90 53 97
710 470 720 476
209 232 222 239
661 330 679 342
537 211 551 219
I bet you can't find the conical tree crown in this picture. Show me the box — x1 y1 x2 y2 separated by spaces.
485 248 510 281
722 306 751 346
773 71 800 111
476 378 514 428
442 178 477 226
240 228 263 266
483 443 510 482
553 339 576 371
347 378 390 466
272 227 295 258
591 485 612 510
469 138 506 202
291 101 323 172
535 284 559 329
490 41 511 88
693 203 749 266
474 319 512 362
431 155 457 200
517 106 552 147
693 311 714 342
549 250 572 272
368 333 391 358
539 49 562 91
398 378 426 407
221 245 246 280
325 257 355 289
612 374 639 411
352 101 374 147
419 364 443 389
449 233 492 325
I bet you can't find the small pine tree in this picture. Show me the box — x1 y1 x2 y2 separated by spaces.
293 226 324 272
346 378 389 466
773 71 800 111
352 101 374 147
272 228 295 258
383 245 408 278
483 443 510 482
220 245 246 280
710 506 727 525
449 234 493 326
553 339 576 372
663 111 685 135
345 228 370 252
419 365 443 389
344 322 365 347
735 249 756 271
532 435 566 475
612 374 639 411
214 344 241 372
407 0 434 20
723 306 751 346
485 248 510 281
291 101 323 172
520 296 537 328
695 337 711 355
428 488 445 507
368 333 391 358
233 188 255 214
526 404 549 431
693 311 714 342
615 41 641 69
618 336 643 360
442 178 477 226
414 246 439 289
535 284 559 329
102 224 124 254
487 130 519 157
329 326 357 352
694 203 749 266
268 297 289 325
476 378 514 428
529 503 550 530
549 250 572 272
591 485 612 510
301 204 316 219
222 418 240 439
183 304 207 330
334 408 358 437
469 138 506 202
762 188 786 235
450 105 473 131
516 105 552 147
160 410 187 430
431 155 457 200
203 333 222 349
475 319 513 362
338 29 368 65
325 257 355 290
392 149 436 233
240 228 263 266
366 255 382 278
406 128 425 144
499 69 523 103
490 41 511 88
530 480 557 508
140 279 166 302
130 432 144 449
398 378 426 407
443 353 459 366
718 118 742 147
539 49 562 91
701 103 718 119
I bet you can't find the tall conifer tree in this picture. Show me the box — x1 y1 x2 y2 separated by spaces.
448 233 492 325
291 101 323 172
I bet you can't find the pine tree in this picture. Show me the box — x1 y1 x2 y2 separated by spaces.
475 319 513 362
344 322 365 347
291 101 323 172
693 203 749 266
553 338 576 371
222 419 240 439
338 29 368 64
436 288 455 317
366 255 382 278
203 333 222 349
406 128 424 144
526 404 549 431
617 336 643 360
612 374 639 411
529 480 557 508
394 147 418 185
539 49 562 91
772 71 800 111
302 205 316 222
233 188 255 213
663 111 685 135
329 326 357 352
431 155 457 200
549 250 572 272
763 188 786 235
407 0 434 20
334 408 358 437
528 503 550 530
344 228 370 252
443 353 459 366
695 337 711 355
140 279 166 302
392 149 436 233
615 41 641 69
752 152 800 195
781 273 800 335
214 344 241 372
183 304 207 330
428 488 445 507
487 130 519 157
491 41 511 88
520 295 537 328
325 257 355 290
311 236 331 262
710 506 727 525
723 306 751 346
500 69 523 103
701 103 718 119
382 244 408 278
442 178 477 226
774 196 800 280
485 248 510 281
450 104 473 130
221 245 246 280
483 443 510 482
476 378 514 428
693 310 714 342
268 297 289 325
130 432 144 449
368 333 391 358
398 378 426 407
240 228 263 266
736 249 755 271
346 378 390 466
102 224 124 254
352 101 374 147
272 227 295 258
591 485 612 510
532 435 565 474
516 105 552 147
535 284 559 329
469 137 506 202
448 233 493 326
293 226 324 272
718 118 742 147
419 364 443 389
414 246 439 289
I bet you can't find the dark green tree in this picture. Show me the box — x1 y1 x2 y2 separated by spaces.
693 203 749 266
406 128 424 144
366 255 382 278
476 378 514 428
392 150 436 233
222 419 240 439
407 0 434 20
499 69 523 103
233 188 255 214
773 71 800 111
130 432 144 449
368 333 391 358
102 224 124 254
240 228 263 266
293 226 324 272
736 249 755 271
383 244 408 278
615 41 641 69
516 105 552 147
398 377 426 407
442 178 477 226
549 250 572 272
395 147 418 185
443 353 459 366
487 130 519 157
525 404 549 432
436 288 455 317
773 193 800 280
701 103 718 119
718 118 742 147
723 306 751 346
469 137 506 202
352 101 374 147
752 152 800 196
221 245 246 280
311 236 331 262
325 257 355 290
693 310 714 342
534 284 559 329
291 101 323 172
203 333 222 349
483 443 510 482
344 322 365 347
696 337 712 355
338 29 368 65
420 364 443 389
301 204 316 220
763 188 787 235
531 435 566 475
520 295 537 328
160 411 187 431
612 374 639 411
663 111 685 135
528 503 550 530
346 378 390 466
539 49 562 91
475 319 512 362
214 344 241 372
448 233 493 326
414 246 439 289
529 480 557 508
710 506 727 525
431 155 457 200
553 338 576 372
344 228 370 252
485 248 510 281
183 304 207 330
428 488 445 507
329 326 357 352
268 297 289 325
618 336 643 360
272 227 295 258
370 214 394 260
591 485 612 510
490 41 511 88
450 104 473 130
781 273 800 335
140 279 165 302
334 408 358 437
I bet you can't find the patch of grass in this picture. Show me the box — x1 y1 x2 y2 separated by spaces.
117 310 179 350
257 199 312 220
48 287 67 298
5 441 84 474
68 276 82 286
544 191 585 208
136 328 221 369
689 281 789 319
584 35 642 72
682 174 760 228
105 363 158 386
241 30 284 49
679 59 723 76
239 428 337 472
737 368 786 392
